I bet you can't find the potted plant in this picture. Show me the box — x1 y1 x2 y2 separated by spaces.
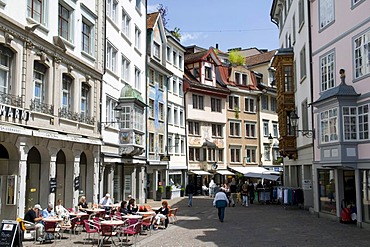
180 187 185 197
155 186 163 201
165 185 172 199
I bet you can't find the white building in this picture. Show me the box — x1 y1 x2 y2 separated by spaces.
101 0 147 204
165 30 187 189
271 0 314 209
0 0 104 221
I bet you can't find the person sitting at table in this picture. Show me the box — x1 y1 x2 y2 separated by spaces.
152 200 169 230
127 198 138 214
55 199 70 225
99 193 113 209
42 203 55 218
24 204 44 242
78 196 88 212
119 200 128 215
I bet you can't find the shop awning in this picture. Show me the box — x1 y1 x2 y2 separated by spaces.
189 170 212 175
216 170 235 175
230 166 280 181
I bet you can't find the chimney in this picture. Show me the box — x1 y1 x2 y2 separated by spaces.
216 43 219 49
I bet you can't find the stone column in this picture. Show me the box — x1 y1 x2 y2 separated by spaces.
93 150 100 204
73 152 81 209
48 149 58 205
17 140 29 218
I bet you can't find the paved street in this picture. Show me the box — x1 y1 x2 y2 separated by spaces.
23 196 370 247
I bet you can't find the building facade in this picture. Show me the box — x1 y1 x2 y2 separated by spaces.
271 0 314 209
0 0 104 221
310 0 370 227
100 0 147 204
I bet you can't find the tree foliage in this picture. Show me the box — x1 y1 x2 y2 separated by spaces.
157 4 168 27
229 50 245 65
171 27 181 41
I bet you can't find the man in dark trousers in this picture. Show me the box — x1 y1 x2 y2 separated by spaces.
186 182 195 207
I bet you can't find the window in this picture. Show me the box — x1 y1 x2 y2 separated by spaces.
33 61 47 104
205 66 212 80
158 103 164 121
172 51 177 67
302 100 309 131
149 133 154 153
121 56 130 82
81 82 89 117
107 0 117 22
211 98 221 112
173 108 178 125
121 9 131 38
354 31 370 79
153 42 160 59
261 95 269 110
106 96 118 126
235 72 240 84
27 0 44 24
298 0 304 28
149 69 154 85
212 124 222 137
230 147 241 163
166 46 171 62
208 148 216 162
270 97 277 112
62 74 72 110
229 121 241 137
158 134 164 153
172 77 178 94
58 3 72 41
264 144 271 161
189 148 200 161
149 99 154 118
319 0 334 29
120 106 131 129
180 110 184 127
273 122 278 138
218 149 223 162
263 120 269 137
188 121 200 135
133 107 144 131
179 55 183 70
244 98 255 113
135 0 141 12
300 46 306 79
192 94 204 110
168 106 172 124
320 51 335 91
320 108 338 143
242 74 248 86
245 122 256 138
245 147 256 163
135 26 141 50
343 106 357 141
358 104 369 140
193 68 199 77
228 96 239 110
82 20 92 54
179 81 183 96
284 65 293 92
134 67 140 89
106 42 117 72
158 73 164 90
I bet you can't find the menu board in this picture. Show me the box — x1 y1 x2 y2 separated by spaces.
0 220 21 247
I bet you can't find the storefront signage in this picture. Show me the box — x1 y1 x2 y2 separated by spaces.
74 176 80 191
0 125 32 136
0 220 21 247
33 130 103 145
302 179 312 190
0 104 31 121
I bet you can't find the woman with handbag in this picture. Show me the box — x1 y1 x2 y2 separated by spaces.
213 191 229 222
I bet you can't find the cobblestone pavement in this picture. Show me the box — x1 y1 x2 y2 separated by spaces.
23 196 370 247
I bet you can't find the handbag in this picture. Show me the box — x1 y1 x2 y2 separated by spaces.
215 200 227 208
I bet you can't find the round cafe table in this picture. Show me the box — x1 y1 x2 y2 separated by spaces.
136 211 155 215
85 208 105 213
43 217 63 223
101 220 126 226
122 214 142 219
69 212 89 218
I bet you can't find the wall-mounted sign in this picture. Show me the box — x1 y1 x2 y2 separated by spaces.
74 176 80 191
0 104 31 121
50 178 57 193
160 155 170 161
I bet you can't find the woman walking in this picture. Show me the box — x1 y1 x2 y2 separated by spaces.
213 191 229 222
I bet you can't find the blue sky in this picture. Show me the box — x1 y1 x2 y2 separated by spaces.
147 0 279 52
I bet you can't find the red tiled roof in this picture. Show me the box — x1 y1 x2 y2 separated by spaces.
147 12 160 29
245 49 277 67
184 50 209 64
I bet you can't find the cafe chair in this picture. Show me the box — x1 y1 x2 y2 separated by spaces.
43 221 60 246
65 216 79 241
141 215 154 235
23 220 37 243
99 224 117 247
122 222 142 247
83 220 100 245
76 214 89 233
169 208 179 225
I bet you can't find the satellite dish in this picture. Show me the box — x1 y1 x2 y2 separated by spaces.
212 163 218 170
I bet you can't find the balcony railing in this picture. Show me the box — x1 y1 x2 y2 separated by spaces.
58 108 95 125
0 92 22 107
30 99 54 115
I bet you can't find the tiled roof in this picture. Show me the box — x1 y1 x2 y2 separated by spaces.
184 50 209 64
245 49 277 67
314 80 360 104
147 12 159 29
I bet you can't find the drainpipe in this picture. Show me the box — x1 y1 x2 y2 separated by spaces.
184 86 189 187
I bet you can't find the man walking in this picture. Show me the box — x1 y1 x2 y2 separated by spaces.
186 182 195 207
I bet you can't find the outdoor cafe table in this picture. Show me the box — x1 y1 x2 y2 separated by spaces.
122 215 142 220
69 212 89 218
100 220 126 246
136 211 155 216
151 207 161 211
43 217 63 223
85 208 106 214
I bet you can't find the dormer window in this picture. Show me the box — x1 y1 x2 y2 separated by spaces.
153 42 160 59
205 66 212 80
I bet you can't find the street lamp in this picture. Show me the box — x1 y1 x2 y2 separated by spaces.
290 111 315 138
268 133 274 146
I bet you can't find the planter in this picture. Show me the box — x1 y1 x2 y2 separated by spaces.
155 191 162 201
